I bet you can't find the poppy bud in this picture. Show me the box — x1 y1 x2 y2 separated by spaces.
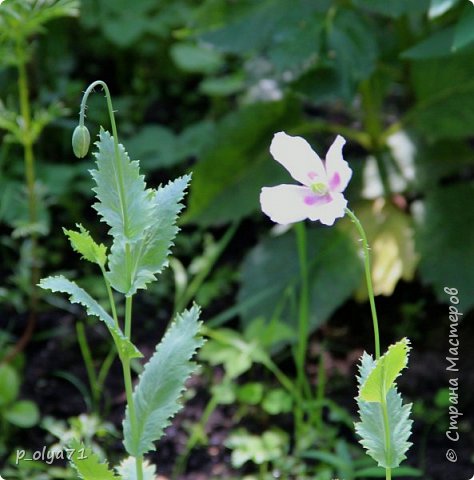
72 125 90 158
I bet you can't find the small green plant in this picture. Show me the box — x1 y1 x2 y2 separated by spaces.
0 0 78 358
0 362 39 456
39 80 205 479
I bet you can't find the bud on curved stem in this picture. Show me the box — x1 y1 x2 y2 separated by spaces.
72 124 91 158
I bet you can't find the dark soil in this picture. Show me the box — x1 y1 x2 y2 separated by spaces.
1 279 473 479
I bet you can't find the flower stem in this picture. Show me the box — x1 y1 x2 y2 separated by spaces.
294 222 316 443
295 222 312 396
345 208 392 478
344 208 380 359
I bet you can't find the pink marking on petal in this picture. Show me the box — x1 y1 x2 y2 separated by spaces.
304 195 318 205
308 171 319 180
329 172 341 190
304 193 332 206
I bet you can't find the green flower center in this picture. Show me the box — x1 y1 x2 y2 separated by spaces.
310 181 328 195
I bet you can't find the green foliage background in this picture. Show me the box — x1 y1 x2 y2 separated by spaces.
1 0 474 477
1 0 473 330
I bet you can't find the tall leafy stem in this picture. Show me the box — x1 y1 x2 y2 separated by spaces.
40 80 204 480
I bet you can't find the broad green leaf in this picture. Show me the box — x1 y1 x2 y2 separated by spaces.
4 400 39 428
353 0 429 17
64 224 107 267
123 305 204 457
170 42 223 74
238 228 362 337
183 100 299 226
69 439 119 480
359 338 411 403
199 73 245 97
452 5 474 51
80 0 189 47
355 352 413 468
39 276 141 359
91 128 154 241
429 0 459 18
414 184 474 310
125 122 215 170
116 457 156 480
327 9 378 98
409 54 474 138
200 0 327 77
402 28 456 59
106 175 190 296
410 140 474 191
0 364 19 406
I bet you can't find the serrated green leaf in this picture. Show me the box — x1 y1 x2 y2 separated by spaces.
107 175 190 296
69 439 119 480
64 224 107 267
116 456 156 480
91 128 154 241
123 305 204 457
355 353 413 468
359 338 411 403
39 276 141 359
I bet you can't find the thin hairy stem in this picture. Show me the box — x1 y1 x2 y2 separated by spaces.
79 80 131 238
344 208 381 359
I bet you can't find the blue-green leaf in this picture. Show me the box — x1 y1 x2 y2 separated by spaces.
91 128 154 241
116 457 157 480
69 439 119 480
123 305 204 457
39 276 141 359
355 353 413 469
107 175 190 296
